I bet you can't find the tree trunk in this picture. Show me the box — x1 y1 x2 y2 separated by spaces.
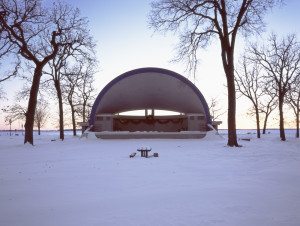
82 100 86 122
220 34 239 147
262 113 268 135
38 122 41 135
54 80 64 141
255 106 261 138
296 110 299 138
278 95 286 141
226 70 239 146
71 105 77 136
24 66 43 145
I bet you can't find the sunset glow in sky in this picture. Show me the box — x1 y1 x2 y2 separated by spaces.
1 0 300 130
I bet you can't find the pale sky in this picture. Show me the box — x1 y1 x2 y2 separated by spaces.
1 0 300 130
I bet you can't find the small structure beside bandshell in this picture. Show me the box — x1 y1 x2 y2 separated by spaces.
78 67 221 139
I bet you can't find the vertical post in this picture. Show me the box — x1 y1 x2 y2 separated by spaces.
9 119 12 136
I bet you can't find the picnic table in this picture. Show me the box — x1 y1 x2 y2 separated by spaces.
137 147 152 158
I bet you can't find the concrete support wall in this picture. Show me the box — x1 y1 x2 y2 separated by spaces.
187 114 207 131
94 114 114 131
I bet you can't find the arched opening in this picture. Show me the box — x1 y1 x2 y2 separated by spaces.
119 109 182 116
113 109 187 132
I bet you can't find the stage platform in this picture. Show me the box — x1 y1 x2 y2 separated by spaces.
90 131 207 139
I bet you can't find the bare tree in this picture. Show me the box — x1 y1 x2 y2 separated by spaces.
2 99 48 134
255 74 278 135
235 56 263 138
76 59 97 123
249 34 300 141
62 57 98 127
62 63 81 136
2 103 26 123
208 97 226 121
42 2 95 141
34 99 49 135
149 0 282 146
0 0 59 144
259 94 277 134
43 46 69 140
286 76 300 138
0 0 92 144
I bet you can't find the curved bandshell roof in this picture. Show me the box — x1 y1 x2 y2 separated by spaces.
89 68 212 125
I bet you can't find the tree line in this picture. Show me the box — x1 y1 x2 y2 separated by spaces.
0 0 97 144
235 34 300 140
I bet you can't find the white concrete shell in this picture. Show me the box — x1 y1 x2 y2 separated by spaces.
89 68 212 128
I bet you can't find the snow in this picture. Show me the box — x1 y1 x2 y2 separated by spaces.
0 131 300 226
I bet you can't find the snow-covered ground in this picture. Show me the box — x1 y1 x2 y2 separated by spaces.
0 131 299 226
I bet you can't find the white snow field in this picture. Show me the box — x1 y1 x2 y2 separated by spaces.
0 131 299 226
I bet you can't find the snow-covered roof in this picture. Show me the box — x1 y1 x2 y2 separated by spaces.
89 67 211 126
